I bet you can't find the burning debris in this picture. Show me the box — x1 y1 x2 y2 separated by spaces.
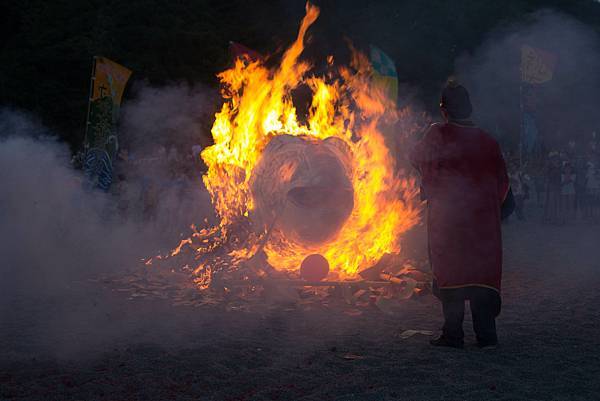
103 254 430 314
108 2 427 310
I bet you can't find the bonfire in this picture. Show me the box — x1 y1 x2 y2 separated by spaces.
120 2 427 309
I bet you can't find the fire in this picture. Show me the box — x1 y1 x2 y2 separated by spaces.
196 2 421 279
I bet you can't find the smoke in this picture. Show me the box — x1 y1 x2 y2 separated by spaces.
116 83 218 237
455 10 600 150
0 84 215 360
120 83 216 153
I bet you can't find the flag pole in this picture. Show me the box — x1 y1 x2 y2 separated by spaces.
83 56 98 154
519 83 524 169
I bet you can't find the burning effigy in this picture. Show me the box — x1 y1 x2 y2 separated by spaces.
120 2 426 308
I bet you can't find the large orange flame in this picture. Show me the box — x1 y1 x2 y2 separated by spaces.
199 2 421 278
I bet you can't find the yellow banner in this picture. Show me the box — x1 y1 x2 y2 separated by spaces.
520 45 557 84
83 57 132 190
91 57 132 105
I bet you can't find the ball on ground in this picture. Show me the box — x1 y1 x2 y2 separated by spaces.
300 254 330 281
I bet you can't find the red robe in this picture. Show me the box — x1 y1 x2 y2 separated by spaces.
410 122 509 292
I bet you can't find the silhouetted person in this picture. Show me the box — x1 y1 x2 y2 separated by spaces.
410 79 509 349
560 162 576 223
544 153 562 224
509 163 529 221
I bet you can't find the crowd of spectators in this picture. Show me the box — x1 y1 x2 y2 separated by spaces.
77 130 600 229
504 133 600 224
105 143 209 236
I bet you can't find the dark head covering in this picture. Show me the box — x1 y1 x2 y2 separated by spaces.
440 77 472 120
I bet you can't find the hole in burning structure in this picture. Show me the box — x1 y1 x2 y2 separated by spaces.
250 134 354 247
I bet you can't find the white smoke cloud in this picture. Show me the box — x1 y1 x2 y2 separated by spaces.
454 10 600 151
0 84 216 359
120 83 216 152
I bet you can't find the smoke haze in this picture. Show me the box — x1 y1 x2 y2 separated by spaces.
0 85 215 360
455 10 600 149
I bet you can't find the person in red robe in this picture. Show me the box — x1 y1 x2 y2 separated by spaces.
410 79 509 348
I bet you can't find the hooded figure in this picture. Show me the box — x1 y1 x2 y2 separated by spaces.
410 78 509 348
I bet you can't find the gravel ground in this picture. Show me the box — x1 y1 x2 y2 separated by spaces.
1 219 600 401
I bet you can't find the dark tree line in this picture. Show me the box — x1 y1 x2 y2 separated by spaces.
2 0 600 150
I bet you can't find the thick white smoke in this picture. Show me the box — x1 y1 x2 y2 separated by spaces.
0 84 215 359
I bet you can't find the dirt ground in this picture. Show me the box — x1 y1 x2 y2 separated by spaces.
1 218 600 401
